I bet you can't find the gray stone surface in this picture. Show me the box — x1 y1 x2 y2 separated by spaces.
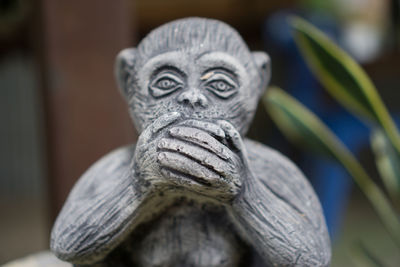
51 17 331 266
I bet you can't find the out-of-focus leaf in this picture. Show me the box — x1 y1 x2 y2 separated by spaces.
265 87 338 159
371 129 400 204
351 241 387 267
291 16 400 154
264 87 400 246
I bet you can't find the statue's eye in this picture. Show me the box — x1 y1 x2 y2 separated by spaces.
150 74 183 98
204 74 238 99
207 80 233 92
155 78 178 90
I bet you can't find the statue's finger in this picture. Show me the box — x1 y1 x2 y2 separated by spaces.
158 138 236 177
150 112 182 135
216 120 245 153
138 112 182 146
160 168 230 200
160 167 203 188
168 126 231 160
177 120 225 140
157 151 222 186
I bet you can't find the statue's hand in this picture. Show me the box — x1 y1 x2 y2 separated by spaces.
157 119 248 202
133 112 183 190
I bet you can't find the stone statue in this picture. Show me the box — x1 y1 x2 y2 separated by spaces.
51 17 331 267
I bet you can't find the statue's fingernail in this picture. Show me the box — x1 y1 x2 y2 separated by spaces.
169 128 179 135
158 152 166 160
158 140 165 148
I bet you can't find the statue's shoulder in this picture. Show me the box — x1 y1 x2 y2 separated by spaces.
244 138 300 173
67 144 136 200
244 138 324 227
85 144 135 177
244 137 308 186
51 144 137 264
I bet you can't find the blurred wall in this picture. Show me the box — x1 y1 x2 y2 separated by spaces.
0 0 137 263
39 0 137 218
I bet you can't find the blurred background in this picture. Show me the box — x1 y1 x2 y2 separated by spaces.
0 0 399 265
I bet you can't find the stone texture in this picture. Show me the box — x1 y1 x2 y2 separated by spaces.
51 17 331 266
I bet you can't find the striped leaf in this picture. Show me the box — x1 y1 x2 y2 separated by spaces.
291 17 400 154
351 241 386 267
371 129 400 204
264 87 400 245
265 87 338 159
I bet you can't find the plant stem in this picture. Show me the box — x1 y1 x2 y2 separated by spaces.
337 144 400 247
381 115 400 156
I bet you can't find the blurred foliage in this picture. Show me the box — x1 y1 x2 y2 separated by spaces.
299 0 336 12
263 16 400 264
351 241 385 267
371 129 400 205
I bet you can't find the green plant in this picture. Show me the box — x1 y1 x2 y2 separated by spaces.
263 17 400 265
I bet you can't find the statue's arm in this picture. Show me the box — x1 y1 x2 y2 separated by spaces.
230 139 331 266
50 145 152 265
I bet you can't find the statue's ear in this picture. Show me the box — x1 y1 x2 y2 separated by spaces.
252 51 271 92
115 48 137 99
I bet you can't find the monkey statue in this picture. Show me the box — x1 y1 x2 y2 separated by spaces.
51 18 331 267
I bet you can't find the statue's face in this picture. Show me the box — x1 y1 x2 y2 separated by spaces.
131 49 257 135
116 19 270 135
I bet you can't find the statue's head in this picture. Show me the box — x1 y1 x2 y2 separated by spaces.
116 17 270 135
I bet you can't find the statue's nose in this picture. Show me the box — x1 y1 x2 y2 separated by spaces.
177 90 208 108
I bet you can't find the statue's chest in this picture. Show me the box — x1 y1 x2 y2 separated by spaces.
106 202 245 267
